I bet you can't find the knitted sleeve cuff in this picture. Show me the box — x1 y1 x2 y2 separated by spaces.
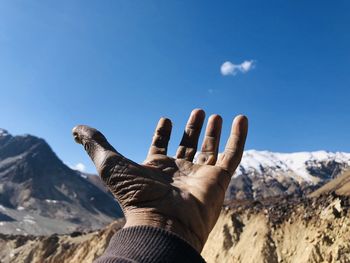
94 226 206 263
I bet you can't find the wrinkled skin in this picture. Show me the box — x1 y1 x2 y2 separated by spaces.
72 109 248 252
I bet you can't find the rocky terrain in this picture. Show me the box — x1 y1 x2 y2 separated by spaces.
207 171 350 262
205 195 350 262
0 219 125 263
0 128 122 235
310 170 350 198
1 172 350 263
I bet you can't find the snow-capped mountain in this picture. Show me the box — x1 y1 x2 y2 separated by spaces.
227 150 350 200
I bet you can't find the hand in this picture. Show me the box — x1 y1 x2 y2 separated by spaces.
72 109 248 252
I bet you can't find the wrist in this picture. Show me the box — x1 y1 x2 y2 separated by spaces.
124 209 204 252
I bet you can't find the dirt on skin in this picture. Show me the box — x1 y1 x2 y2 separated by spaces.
1 194 350 263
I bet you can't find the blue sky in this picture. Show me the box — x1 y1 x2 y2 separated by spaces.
1 1 349 173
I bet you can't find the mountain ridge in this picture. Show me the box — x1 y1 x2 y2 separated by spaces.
227 150 350 200
0 128 122 235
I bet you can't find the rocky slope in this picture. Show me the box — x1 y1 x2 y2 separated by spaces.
228 150 350 200
0 219 125 263
2 191 350 263
310 171 350 197
0 128 122 235
203 194 350 263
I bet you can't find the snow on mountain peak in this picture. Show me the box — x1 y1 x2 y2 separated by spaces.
236 150 350 182
0 129 9 137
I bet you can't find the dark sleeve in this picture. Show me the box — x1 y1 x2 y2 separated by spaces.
94 226 206 263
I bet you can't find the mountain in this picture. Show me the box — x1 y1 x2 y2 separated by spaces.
2 194 349 263
0 128 123 235
79 172 111 194
227 150 350 200
310 170 350 197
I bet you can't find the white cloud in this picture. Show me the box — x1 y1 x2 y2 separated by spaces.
72 163 86 172
220 60 256 76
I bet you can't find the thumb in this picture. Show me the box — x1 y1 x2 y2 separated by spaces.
72 125 131 182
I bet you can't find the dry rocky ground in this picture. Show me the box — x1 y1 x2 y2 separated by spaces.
0 220 125 263
203 194 350 263
1 193 350 263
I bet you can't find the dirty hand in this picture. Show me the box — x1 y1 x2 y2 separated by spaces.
72 109 248 252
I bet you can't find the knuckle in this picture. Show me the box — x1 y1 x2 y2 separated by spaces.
155 126 169 136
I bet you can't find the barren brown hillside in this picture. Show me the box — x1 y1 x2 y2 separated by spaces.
310 171 350 197
1 193 350 263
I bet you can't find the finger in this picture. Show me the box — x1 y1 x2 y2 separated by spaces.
196 114 223 165
216 115 248 174
72 125 136 182
147 117 172 157
175 109 205 161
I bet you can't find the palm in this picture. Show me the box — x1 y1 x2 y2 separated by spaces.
139 155 229 236
73 109 248 252
140 155 228 203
